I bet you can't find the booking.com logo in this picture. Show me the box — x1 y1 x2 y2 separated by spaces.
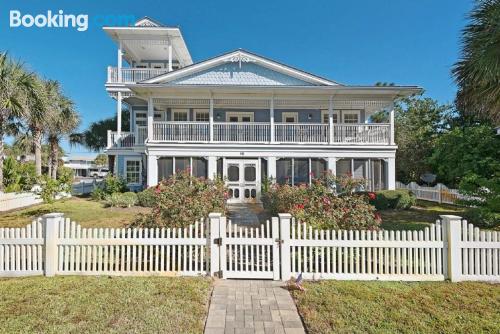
9 10 136 32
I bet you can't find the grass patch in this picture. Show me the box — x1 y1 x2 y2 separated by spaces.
0 197 148 228
380 200 470 231
292 280 500 334
0 276 212 333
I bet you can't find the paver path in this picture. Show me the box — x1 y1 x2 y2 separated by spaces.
227 204 271 226
204 280 305 334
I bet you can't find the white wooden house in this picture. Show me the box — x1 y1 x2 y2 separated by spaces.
104 17 421 202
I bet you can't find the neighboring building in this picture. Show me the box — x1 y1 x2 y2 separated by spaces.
104 17 421 202
63 155 97 177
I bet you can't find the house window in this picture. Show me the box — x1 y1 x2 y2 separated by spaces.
136 112 147 126
125 159 141 184
172 109 188 121
194 110 209 122
226 112 254 122
321 110 339 124
282 112 298 123
343 112 360 123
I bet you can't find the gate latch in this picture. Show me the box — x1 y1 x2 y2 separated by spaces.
214 237 222 246
275 238 284 244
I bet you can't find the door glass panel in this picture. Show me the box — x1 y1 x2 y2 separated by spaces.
245 189 250 198
244 165 256 182
234 189 240 198
251 189 256 198
228 165 239 181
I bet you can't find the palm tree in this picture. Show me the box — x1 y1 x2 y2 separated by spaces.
0 52 35 191
452 0 500 123
47 85 80 179
23 77 50 176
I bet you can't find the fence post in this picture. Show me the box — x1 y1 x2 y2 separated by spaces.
441 215 462 282
42 213 64 277
208 213 221 278
271 217 280 281
219 215 227 279
437 183 443 204
278 213 292 281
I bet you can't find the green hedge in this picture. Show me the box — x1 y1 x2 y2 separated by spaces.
137 188 157 207
370 190 416 210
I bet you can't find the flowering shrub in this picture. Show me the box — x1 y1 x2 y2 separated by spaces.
262 173 381 230
131 170 227 228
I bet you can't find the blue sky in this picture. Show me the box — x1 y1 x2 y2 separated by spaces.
1 0 473 156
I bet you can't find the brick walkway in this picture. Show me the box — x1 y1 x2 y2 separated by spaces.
204 280 305 334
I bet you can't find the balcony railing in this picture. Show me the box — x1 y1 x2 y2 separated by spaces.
107 67 170 83
107 123 392 148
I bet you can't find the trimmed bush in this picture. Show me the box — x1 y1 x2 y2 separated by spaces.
262 173 381 230
137 187 156 207
104 192 138 208
91 187 106 201
103 175 128 194
131 170 227 228
370 190 416 210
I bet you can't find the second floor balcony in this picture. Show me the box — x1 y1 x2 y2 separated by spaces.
107 122 392 148
107 67 170 83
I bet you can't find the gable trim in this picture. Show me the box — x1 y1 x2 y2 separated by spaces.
143 50 339 86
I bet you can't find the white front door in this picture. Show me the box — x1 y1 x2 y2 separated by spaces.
224 159 260 203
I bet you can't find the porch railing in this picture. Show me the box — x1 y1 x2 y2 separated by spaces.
213 122 271 143
153 122 210 142
107 67 170 83
275 123 328 143
332 124 390 144
107 123 392 148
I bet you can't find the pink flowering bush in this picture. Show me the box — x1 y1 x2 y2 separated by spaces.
131 170 227 228
262 173 381 230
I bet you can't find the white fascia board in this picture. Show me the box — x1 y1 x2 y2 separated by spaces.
143 50 338 86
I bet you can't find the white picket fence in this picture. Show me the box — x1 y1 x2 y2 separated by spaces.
0 213 499 282
396 181 463 204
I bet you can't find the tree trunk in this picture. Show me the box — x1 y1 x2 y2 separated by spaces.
34 129 43 176
50 138 58 179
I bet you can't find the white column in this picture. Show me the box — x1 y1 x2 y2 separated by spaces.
147 96 154 142
267 157 277 181
387 157 396 190
327 157 337 176
207 156 217 180
116 92 122 137
209 97 214 142
441 215 463 282
168 42 173 72
328 96 334 143
390 107 395 145
43 213 63 277
147 154 158 187
117 41 123 82
270 97 275 143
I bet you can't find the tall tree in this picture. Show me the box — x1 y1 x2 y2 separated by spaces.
452 0 500 123
394 95 453 183
23 77 50 176
0 52 34 191
47 83 80 179
71 108 130 151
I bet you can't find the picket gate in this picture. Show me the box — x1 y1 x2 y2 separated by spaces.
0 212 499 282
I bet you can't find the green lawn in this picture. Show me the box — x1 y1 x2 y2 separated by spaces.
0 197 149 228
292 280 500 334
380 200 471 231
0 276 212 333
